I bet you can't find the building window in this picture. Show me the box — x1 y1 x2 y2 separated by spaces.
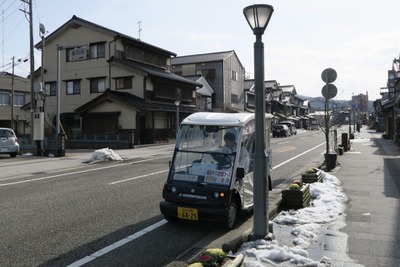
231 93 239 104
116 77 133 89
231 70 238 81
0 90 10 105
90 77 106 93
90 42 105 59
196 69 216 80
45 82 57 96
13 92 25 106
66 80 81 95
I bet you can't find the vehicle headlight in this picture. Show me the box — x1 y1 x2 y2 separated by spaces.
167 186 177 193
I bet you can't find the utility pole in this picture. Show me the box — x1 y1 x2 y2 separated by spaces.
28 0 36 145
21 0 39 154
11 56 15 130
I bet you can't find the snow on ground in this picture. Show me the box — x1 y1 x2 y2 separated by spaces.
87 148 123 163
236 171 348 266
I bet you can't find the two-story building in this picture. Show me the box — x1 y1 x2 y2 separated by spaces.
0 72 30 135
171 51 245 112
35 15 204 146
373 57 400 142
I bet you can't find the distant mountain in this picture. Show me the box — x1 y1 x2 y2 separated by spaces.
297 95 374 111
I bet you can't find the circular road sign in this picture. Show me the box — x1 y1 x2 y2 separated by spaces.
321 68 337 83
321 84 338 99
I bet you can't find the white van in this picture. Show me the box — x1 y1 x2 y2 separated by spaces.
280 121 297 135
160 112 272 229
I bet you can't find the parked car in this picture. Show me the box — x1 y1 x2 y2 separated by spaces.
310 122 319 130
0 128 20 157
280 121 297 135
272 124 290 137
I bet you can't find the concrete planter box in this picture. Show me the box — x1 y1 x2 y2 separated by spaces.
301 169 322 183
281 183 311 209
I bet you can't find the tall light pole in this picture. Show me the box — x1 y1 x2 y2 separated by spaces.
56 45 62 135
243 4 274 240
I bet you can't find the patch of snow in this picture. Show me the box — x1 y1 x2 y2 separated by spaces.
237 171 348 266
87 148 122 163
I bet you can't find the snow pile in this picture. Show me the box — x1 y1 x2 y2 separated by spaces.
237 171 348 266
87 148 123 162
353 131 362 139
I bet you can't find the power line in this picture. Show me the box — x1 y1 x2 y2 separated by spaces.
0 1 22 23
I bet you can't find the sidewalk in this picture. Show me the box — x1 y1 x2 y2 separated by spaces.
327 128 400 266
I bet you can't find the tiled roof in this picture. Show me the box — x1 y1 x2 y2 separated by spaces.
37 16 176 57
171 51 235 65
183 75 214 97
75 89 201 114
109 57 202 87
244 79 279 92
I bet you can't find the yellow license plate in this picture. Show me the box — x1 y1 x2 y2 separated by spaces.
177 207 198 221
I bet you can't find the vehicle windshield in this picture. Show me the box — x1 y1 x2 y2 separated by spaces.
170 125 241 186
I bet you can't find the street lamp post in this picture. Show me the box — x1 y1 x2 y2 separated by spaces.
243 3 274 240
175 100 181 139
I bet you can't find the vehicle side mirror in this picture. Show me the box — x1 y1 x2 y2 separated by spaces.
236 167 245 179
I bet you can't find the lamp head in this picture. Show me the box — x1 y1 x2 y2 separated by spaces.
243 4 274 35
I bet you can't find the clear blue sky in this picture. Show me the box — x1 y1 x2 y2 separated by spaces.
1 0 399 101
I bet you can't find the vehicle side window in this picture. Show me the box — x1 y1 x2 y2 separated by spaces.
241 124 255 173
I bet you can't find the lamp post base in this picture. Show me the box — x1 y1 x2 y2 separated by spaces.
248 232 274 242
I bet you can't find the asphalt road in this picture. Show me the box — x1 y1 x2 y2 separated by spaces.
0 129 326 267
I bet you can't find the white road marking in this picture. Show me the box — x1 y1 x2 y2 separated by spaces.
278 141 291 145
272 142 325 170
67 220 168 267
109 169 169 185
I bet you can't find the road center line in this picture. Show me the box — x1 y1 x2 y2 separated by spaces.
272 142 325 170
109 169 169 185
67 219 168 267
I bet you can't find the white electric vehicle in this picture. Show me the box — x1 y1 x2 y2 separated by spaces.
160 112 272 229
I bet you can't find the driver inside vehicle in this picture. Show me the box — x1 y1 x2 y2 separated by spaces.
221 132 237 154
220 132 250 173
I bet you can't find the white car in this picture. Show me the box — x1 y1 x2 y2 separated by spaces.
0 128 20 157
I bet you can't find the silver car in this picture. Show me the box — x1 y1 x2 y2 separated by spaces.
0 128 20 157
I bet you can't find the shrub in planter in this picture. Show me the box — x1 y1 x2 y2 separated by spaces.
189 248 228 267
301 168 322 183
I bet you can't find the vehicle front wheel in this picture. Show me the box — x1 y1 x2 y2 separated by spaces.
224 198 239 229
10 153 17 158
